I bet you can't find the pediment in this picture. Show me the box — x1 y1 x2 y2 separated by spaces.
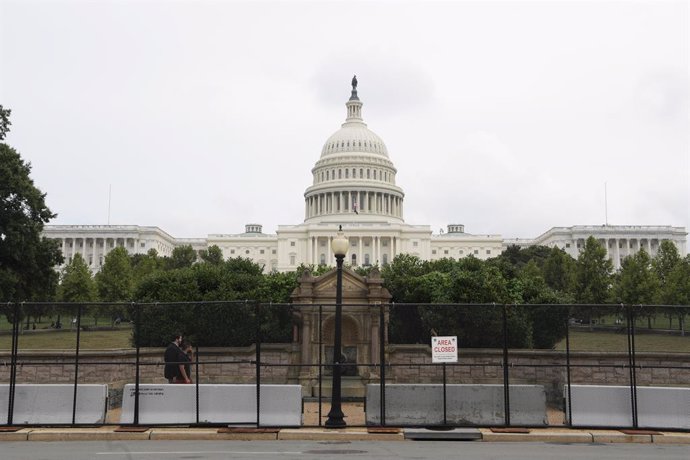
313 268 367 296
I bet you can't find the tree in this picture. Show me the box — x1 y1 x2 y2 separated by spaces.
57 253 96 327
58 254 97 302
653 240 681 300
131 248 162 286
169 245 197 269
199 245 224 266
0 108 63 306
543 247 576 295
659 256 690 335
574 237 614 328
614 249 658 328
96 246 134 325
0 105 11 141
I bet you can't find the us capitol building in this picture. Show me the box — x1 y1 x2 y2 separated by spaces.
43 79 687 273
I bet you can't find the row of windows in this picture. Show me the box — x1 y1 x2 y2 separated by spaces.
318 167 392 183
324 139 384 153
432 249 493 256
315 253 390 266
228 248 277 255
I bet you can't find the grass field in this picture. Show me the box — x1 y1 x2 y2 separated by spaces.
1 326 688 353
555 330 690 353
0 327 132 350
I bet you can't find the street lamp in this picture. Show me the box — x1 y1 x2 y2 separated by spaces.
326 225 348 428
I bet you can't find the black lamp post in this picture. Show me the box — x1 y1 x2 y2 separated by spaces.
325 225 348 428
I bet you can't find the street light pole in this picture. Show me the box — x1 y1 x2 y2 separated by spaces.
326 225 348 428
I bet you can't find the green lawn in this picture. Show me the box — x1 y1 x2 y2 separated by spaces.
2 327 688 353
0 327 133 350
555 330 690 353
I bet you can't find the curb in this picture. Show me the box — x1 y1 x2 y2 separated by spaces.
0 428 688 444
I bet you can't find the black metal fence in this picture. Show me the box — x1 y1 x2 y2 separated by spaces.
1 302 688 429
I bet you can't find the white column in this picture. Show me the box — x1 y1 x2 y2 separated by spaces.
92 239 97 265
376 236 381 265
613 239 620 269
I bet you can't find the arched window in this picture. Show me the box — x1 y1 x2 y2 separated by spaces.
320 254 326 265
382 254 388 265
351 254 357 266
345 169 349 178
338 169 342 179
373 170 377 179
364 254 370 266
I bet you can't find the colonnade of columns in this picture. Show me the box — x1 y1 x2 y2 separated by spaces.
306 235 397 267
54 237 156 268
305 191 403 219
570 237 660 269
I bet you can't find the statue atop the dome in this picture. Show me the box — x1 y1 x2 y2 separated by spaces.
351 75 358 90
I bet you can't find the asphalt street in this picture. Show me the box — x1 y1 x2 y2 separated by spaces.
1 440 688 460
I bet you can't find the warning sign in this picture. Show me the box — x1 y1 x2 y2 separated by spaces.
431 336 458 363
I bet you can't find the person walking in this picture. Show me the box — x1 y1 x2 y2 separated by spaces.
164 333 191 384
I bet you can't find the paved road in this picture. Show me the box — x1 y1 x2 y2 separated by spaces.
2 440 688 460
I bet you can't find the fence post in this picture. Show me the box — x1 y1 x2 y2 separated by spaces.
565 305 573 427
625 303 639 429
7 302 19 425
134 302 142 425
254 300 261 427
71 303 83 425
318 304 323 426
502 303 511 426
379 302 386 426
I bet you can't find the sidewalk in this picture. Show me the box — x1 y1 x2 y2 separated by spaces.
4 402 689 444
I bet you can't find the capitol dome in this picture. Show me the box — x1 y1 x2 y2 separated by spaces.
304 77 405 225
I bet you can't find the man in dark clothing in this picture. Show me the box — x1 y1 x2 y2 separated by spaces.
164 333 191 384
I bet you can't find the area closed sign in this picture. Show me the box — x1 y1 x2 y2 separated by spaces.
431 336 458 363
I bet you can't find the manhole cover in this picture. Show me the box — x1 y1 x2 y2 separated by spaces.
304 450 368 455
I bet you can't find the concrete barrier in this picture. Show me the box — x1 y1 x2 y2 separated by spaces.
565 385 690 429
0 384 108 424
366 384 548 426
120 384 302 426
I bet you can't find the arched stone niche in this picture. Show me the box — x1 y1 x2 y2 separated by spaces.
290 267 391 396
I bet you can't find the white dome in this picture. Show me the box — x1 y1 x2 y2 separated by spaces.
304 78 405 225
321 125 389 157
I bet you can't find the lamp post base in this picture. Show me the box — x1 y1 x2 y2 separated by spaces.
325 408 346 428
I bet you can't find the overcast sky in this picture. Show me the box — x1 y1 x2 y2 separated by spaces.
1 0 688 239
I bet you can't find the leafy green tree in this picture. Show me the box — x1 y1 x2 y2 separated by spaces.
543 247 576 295
574 237 614 328
96 247 134 324
58 254 97 302
659 256 690 335
199 245 224 266
0 109 63 309
653 240 681 300
614 249 658 328
57 253 96 327
382 254 430 343
169 245 197 269
131 249 162 286
0 105 11 141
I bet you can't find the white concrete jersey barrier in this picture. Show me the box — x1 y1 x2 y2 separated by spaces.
120 384 302 426
366 384 548 425
565 385 690 429
0 384 108 424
